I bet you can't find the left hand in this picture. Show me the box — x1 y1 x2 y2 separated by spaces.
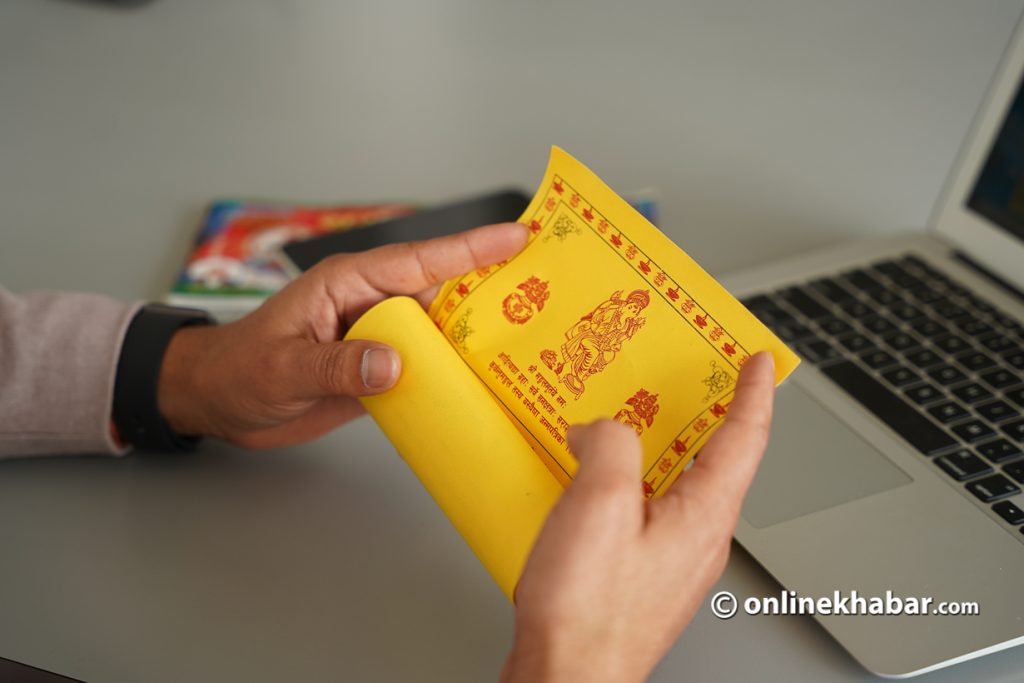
156 222 528 449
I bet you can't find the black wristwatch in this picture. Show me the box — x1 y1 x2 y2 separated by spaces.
112 304 213 452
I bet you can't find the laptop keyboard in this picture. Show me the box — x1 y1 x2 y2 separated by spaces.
742 254 1024 534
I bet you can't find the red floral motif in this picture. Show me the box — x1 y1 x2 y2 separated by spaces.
666 287 680 301
529 220 543 234
710 402 728 418
582 207 594 221
610 233 623 247
722 342 737 356
456 282 471 297
693 314 708 329
639 260 652 274
553 180 564 194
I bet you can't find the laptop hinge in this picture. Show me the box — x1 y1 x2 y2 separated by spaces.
953 250 1024 304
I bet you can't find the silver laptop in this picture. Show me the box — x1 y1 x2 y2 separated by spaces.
725 14 1024 680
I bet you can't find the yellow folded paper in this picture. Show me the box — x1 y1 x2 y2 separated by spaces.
346 147 799 600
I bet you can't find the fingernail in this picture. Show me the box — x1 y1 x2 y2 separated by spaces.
361 347 399 390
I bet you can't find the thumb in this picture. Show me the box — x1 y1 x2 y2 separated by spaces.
560 419 645 528
297 338 401 399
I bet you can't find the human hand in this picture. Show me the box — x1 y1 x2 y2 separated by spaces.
156 222 528 449
503 352 776 683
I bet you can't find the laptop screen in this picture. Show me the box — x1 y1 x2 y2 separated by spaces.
967 69 1024 244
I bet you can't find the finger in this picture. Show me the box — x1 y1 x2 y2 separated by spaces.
661 352 776 513
558 419 646 531
322 222 528 303
231 396 366 449
294 338 402 400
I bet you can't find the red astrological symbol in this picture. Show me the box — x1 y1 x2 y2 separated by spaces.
625 245 637 260
569 194 580 208
693 418 709 432
658 457 673 473
709 326 724 341
582 207 594 221
680 298 696 313
597 219 610 234
737 354 751 366
654 272 667 287
544 197 556 211
444 300 455 312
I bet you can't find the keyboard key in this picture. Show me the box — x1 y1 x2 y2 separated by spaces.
904 383 945 406
915 319 949 338
838 333 874 353
932 301 970 320
746 302 792 326
951 419 996 443
992 500 1024 525
839 299 873 319
772 320 817 343
866 288 903 306
881 331 921 352
779 286 831 319
979 368 1021 390
954 350 996 372
1005 350 1024 371
926 364 967 386
817 316 854 337
861 315 898 335
1004 461 1024 484
992 310 1022 330
976 400 1017 424
932 335 971 355
882 365 921 388
951 382 994 404
935 450 992 481
891 303 925 322
927 401 970 424
861 349 899 370
908 286 945 304
841 269 883 292
870 259 909 279
966 474 1021 502
1002 418 1024 443
1006 386 1024 408
820 361 957 456
977 438 1024 464
980 333 1016 354
795 340 840 364
809 277 855 302
906 348 943 368
959 317 994 337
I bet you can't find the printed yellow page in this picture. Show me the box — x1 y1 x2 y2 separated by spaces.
430 147 799 497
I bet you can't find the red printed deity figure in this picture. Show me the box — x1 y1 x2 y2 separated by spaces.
542 289 650 399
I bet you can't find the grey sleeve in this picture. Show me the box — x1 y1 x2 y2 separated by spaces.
0 287 142 458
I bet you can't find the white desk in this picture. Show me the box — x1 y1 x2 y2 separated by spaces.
2 0 1024 680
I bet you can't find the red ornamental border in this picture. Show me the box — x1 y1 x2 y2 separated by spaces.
434 175 752 496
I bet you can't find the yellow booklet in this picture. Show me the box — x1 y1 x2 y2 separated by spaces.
346 147 800 599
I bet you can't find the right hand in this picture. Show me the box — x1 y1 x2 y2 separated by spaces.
503 352 777 683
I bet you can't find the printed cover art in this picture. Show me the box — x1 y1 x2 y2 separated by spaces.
429 148 799 497
171 200 415 298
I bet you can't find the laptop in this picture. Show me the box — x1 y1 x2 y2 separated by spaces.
725 13 1024 679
